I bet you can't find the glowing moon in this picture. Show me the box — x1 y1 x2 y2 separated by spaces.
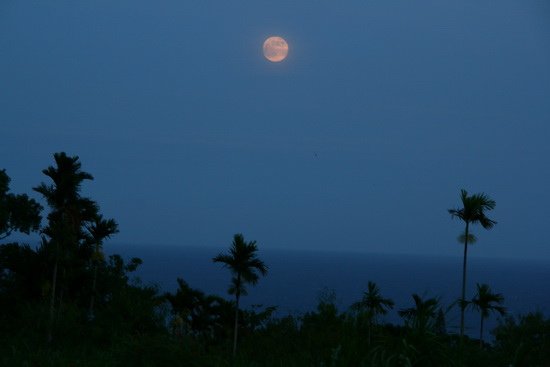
263 36 289 62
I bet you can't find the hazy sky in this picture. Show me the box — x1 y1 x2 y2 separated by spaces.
2 1 549 259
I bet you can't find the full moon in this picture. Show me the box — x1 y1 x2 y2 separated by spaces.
263 36 289 62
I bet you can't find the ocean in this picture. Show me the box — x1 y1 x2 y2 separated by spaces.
109 244 550 338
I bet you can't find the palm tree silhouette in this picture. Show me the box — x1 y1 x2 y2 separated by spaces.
468 283 506 347
398 294 440 333
352 281 394 345
213 233 267 357
448 189 496 340
34 152 96 342
165 278 209 337
85 214 118 320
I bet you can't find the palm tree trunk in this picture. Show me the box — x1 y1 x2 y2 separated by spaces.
460 221 470 340
368 324 371 347
57 267 66 321
479 314 484 348
88 260 98 320
232 273 241 358
47 257 58 343
367 317 372 347
233 292 240 357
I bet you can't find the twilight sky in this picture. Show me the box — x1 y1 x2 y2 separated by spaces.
1 1 550 259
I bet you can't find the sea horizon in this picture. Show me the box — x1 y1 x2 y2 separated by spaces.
108 243 550 339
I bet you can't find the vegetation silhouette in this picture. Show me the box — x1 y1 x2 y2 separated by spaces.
493 312 550 365
85 214 119 320
1 153 549 366
351 281 394 346
448 189 496 341
33 152 98 342
213 233 268 357
468 283 506 348
399 294 440 334
0 169 42 240
165 277 235 342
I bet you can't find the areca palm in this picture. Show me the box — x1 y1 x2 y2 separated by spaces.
85 214 118 320
33 152 97 342
352 281 394 345
213 233 267 357
448 189 496 339
399 294 440 333
469 283 506 347
165 278 208 336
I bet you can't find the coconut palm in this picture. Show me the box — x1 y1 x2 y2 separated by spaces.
213 233 268 357
85 214 118 320
352 281 394 345
469 283 506 347
448 189 496 339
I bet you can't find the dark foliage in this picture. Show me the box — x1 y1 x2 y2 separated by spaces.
0 169 42 239
0 155 548 366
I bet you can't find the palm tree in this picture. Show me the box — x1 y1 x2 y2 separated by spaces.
33 152 96 342
85 214 118 320
399 294 440 333
468 283 506 347
213 233 268 357
397 295 454 366
448 189 496 339
165 278 207 336
352 281 394 345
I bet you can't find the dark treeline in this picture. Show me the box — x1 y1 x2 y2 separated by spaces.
1 153 549 366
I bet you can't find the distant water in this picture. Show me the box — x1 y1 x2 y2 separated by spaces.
109 244 550 337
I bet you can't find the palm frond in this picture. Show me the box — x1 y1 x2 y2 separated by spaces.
470 283 506 317
457 232 477 245
449 189 496 229
213 233 267 296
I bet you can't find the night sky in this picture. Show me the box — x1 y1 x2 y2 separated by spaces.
2 1 549 259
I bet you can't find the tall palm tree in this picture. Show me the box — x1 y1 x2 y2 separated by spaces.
34 152 96 342
85 214 118 320
448 189 496 339
213 233 268 357
468 283 506 347
352 281 394 345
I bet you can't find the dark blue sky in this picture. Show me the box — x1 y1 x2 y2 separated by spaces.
2 1 549 259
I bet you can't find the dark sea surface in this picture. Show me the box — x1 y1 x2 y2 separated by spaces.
109 244 550 338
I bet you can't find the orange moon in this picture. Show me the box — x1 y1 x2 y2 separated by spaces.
263 36 288 62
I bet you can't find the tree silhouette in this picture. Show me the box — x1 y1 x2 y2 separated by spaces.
398 294 440 333
165 278 235 340
352 281 394 345
395 295 453 366
448 189 496 340
0 169 42 240
33 152 97 342
468 283 506 347
85 214 118 320
213 233 267 357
